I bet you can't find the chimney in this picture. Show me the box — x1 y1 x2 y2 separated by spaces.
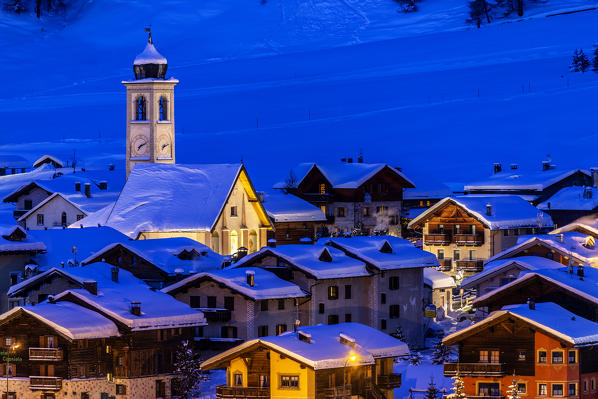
493 163 502 174
237 247 248 261
577 265 585 280
527 298 535 310
83 281 97 295
75 182 81 192
84 183 91 198
246 270 255 287
130 302 141 316
111 266 119 283
568 264 574 274
357 155 364 163
542 160 551 171
510 164 518 170
341 158 347 163
556 233 564 243
268 239 277 248
347 158 353 163
486 203 492 216
108 164 115 171
591 168 598 188
584 187 593 200
48 295 56 304
294 319 301 333
99 181 108 190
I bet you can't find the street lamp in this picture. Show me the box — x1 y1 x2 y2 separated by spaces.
6 343 19 399
343 353 357 397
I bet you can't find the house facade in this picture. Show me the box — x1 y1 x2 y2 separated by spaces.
277 162 415 236
201 323 406 399
443 302 598 399
408 196 554 279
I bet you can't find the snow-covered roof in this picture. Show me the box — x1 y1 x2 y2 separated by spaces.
321 235 440 271
52 262 206 331
444 302 598 347
261 190 326 222
485 232 598 265
424 268 456 289
33 155 63 169
473 266 598 308
85 163 270 238
0 302 120 340
407 196 554 230
134 41 167 65
275 163 415 189
0 225 46 254
538 186 598 211
81 237 223 275
552 215 598 238
461 256 563 289
234 244 369 279
27 227 130 268
201 323 408 370
162 267 308 300
464 168 590 192
403 177 452 200
8 265 97 296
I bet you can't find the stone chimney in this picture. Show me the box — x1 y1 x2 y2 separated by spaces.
75 182 81 192
246 270 255 287
577 265 585 280
99 181 108 190
542 160 551 171
84 183 91 198
486 203 492 216
130 302 141 316
111 266 119 283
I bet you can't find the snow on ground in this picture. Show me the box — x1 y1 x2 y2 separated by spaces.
194 370 226 399
0 0 598 188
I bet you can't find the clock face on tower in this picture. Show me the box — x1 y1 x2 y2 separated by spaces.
131 135 149 157
158 134 172 158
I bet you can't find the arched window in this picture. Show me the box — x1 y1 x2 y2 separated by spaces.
61 212 67 226
135 96 147 121
159 97 168 121
230 231 239 255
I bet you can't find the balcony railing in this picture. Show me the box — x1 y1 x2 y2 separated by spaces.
438 258 452 272
444 362 505 377
455 259 484 273
29 376 62 390
376 373 402 389
29 347 63 361
424 233 451 245
216 385 269 398
454 234 484 246
319 384 352 399
200 308 232 322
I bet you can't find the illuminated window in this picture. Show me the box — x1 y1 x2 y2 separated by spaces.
552 351 564 364
538 384 547 396
276 324 287 335
280 375 299 389
490 350 499 363
517 350 526 361
479 350 489 363
328 286 339 300
538 350 547 363
234 373 243 386
319 184 326 194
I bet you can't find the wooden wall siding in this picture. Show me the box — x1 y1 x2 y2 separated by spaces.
457 317 535 376
513 243 580 266
424 203 486 232
297 167 332 202
315 365 373 396
84 245 169 283
246 348 270 387
273 221 317 245
581 347 598 374
479 276 598 321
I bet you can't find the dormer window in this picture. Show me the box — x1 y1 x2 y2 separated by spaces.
135 96 147 120
159 97 168 121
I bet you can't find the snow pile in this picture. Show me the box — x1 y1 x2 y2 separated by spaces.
163 267 308 300
424 268 456 289
322 235 439 270
234 244 370 279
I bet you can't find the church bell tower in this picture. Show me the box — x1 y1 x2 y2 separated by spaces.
123 30 178 178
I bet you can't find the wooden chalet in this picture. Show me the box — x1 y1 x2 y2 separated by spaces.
201 323 406 399
443 302 598 399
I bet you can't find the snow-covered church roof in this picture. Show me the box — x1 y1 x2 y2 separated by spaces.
261 190 326 222
134 40 167 65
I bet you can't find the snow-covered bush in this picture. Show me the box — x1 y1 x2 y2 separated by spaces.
172 340 210 398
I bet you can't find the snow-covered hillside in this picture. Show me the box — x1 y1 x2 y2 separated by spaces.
1 0 597 187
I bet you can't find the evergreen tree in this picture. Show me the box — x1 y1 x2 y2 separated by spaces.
425 377 441 399
468 0 491 27
451 372 466 399
592 45 598 72
172 340 208 398
408 350 423 365
391 326 407 343
507 376 521 399
579 49 591 73
571 49 582 72
432 338 454 364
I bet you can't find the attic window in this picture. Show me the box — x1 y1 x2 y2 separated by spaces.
379 241 393 254
319 249 332 262
339 333 356 347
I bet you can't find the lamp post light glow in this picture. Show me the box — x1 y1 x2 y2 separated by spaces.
343 352 357 396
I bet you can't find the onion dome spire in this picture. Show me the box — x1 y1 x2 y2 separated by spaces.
133 27 168 80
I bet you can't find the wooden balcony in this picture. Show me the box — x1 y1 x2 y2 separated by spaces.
29 376 62 390
424 233 451 245
318 384 352 399
200 308 232 322
438 258 452 272
29 347 63 361
216 385 269 398
454 234 484 246
455 259 484 273
376 373 402 389
466 396 505 399
444 362 505 377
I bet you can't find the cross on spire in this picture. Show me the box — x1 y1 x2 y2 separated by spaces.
145 25 153 44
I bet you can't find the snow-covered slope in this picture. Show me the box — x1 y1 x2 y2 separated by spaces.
1 0 597 187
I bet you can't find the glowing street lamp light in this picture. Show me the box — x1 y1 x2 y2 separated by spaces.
343 352 357 395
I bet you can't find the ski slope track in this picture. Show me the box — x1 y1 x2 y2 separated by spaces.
0 0 597 188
